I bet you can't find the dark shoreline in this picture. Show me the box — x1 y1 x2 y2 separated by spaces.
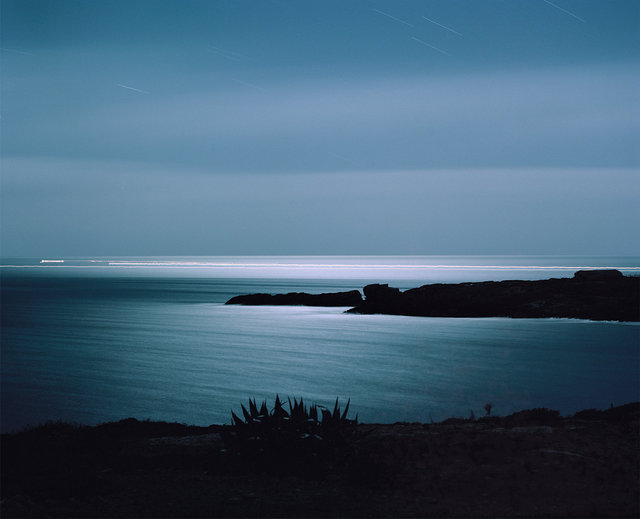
2 402 638 517
226 269 640 322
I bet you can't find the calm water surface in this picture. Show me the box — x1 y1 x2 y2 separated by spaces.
1 256 638 432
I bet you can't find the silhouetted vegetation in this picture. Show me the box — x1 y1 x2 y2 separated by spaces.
503 407 560 426
219 396 358 475
573 402 640 422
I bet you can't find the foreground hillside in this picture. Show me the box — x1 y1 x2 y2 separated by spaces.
2 403 638 517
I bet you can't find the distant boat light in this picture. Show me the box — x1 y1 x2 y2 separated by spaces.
40 259 64 263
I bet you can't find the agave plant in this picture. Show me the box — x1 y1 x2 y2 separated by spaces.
220 395 358 473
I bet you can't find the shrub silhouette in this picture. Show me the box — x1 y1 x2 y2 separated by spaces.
219 396 358 474
503 407 560 427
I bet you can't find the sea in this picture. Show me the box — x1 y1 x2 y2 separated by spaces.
1 256 639 433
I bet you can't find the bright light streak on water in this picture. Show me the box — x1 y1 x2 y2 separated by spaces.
2 255 640 282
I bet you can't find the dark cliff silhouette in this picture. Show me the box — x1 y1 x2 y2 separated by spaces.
349 270 639 321
226 290 363 307
226 270 639 321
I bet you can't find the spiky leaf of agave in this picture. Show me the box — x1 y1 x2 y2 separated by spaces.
273 394 289 421
231 411 243 426
241 404 252 423
341 399 351 421
332 397 341 420
290 398 297 421
292 397 310 425
249 398 259 418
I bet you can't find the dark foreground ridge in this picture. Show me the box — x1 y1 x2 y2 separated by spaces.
227 270 640 321
2 403 638 517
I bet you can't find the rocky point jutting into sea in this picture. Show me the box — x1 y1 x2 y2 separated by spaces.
226 270 640 322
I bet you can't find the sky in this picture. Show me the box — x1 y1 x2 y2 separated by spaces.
1 0 639 257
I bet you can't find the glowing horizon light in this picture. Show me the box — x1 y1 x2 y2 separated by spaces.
103 261 640 271
0 258 637 278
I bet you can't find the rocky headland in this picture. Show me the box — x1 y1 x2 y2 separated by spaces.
226 270 640 322
226 289 363 307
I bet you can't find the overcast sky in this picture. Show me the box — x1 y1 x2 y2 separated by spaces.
1 0 639 257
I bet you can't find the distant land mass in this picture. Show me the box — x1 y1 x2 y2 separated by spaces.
226 290 363 307
226 270 640 322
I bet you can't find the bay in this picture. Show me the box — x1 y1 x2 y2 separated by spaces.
1 256 638 432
